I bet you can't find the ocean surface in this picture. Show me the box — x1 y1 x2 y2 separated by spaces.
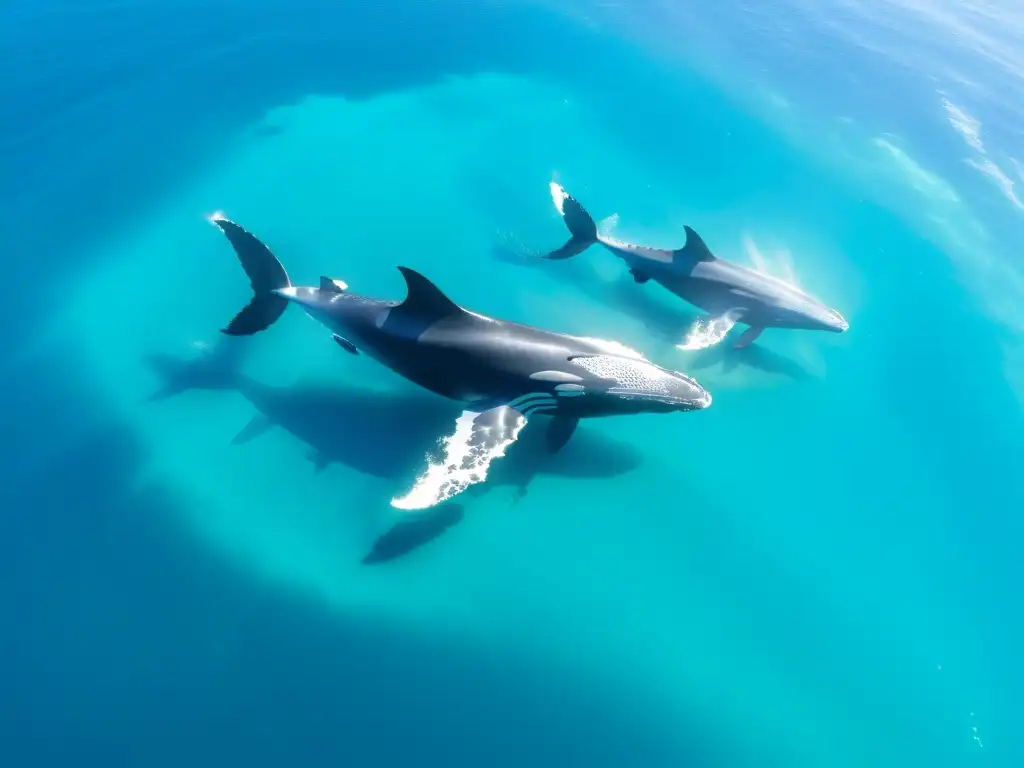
2 1 1022 766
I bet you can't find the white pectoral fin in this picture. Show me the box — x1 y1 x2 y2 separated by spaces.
390 404 529 511
677 309 744 351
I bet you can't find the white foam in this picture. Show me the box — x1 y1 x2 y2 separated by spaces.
598 213 620 236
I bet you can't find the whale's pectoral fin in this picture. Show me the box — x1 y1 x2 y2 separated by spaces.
231 414 273 445
391 404 530 511
147 382 187 402
734 325 764 349
677 309 744 351
629 268 651 284
546 416 579 454
332 334 359 355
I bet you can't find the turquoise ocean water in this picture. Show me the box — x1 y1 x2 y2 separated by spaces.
2 1 1022 766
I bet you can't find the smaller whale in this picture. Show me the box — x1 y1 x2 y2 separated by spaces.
208 213 710 511
542 183 849 348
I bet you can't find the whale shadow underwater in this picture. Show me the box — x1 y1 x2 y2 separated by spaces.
144 338 643 563
683 340 813 381
492 236 813 382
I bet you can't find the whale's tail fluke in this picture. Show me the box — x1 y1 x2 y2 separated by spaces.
543 182 599 260
209 214 292 335
144 338 249 401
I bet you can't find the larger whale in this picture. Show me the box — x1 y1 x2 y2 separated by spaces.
542 183 849 348
208 214 711 510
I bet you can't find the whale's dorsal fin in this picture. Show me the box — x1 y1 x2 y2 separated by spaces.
395 266 465 321
675 226 716 262
319 276 348 293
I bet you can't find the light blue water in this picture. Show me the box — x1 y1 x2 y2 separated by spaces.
2 2 1021 766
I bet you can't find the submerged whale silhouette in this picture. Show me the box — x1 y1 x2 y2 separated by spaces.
145 339 644 562
144 341 643 494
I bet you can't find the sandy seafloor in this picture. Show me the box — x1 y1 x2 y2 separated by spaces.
2 2 1023 767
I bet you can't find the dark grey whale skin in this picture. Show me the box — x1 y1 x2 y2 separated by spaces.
210 215 711 420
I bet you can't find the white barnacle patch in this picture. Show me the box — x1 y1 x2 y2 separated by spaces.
391 407 527 511
569 355 671 394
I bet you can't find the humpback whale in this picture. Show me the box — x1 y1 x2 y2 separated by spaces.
542 183 849 348
209 214 711 511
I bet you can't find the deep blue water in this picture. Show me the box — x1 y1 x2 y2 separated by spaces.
2 2 1022 766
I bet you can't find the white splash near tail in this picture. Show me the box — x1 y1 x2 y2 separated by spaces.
598 213 619 237
676 311 742 351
